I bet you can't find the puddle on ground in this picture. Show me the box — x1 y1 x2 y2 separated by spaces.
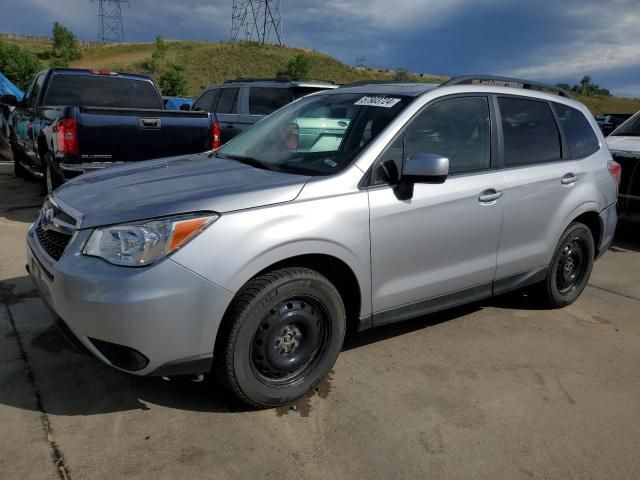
0 281 39 306
275 370 334 418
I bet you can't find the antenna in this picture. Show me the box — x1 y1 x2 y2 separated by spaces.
92 0 128 43
231 0 282 45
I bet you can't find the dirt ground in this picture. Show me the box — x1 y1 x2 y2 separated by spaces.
1 161 639 480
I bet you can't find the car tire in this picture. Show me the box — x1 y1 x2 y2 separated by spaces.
43 152 62 194
216 267 346 408
541 222 595 308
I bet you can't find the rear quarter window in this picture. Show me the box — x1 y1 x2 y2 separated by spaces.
553 103 600 158
499 97 561 166
249 87 291 115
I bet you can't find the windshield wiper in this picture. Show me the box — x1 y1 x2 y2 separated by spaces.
216 154 276 171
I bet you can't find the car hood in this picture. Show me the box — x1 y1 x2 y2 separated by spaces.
606 136 640 154
54 153 311 229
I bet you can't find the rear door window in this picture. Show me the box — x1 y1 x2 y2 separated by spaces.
499 97 561 166
553 103 599 158
216 88 239 114
193 89 219 112
249 87 291 115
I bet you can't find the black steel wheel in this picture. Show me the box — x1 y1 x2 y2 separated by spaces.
542 222 595 307
216 267 346 407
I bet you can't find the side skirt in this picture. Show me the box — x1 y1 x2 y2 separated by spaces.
359 266 549 331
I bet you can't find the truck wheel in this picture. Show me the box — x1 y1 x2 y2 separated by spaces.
541 222 594 308
216 267 346 408
11 145 27 178
43 152 62 194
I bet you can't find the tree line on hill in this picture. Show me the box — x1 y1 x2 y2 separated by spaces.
556 76 611 97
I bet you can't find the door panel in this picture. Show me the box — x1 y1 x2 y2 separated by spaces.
496 160 583 278
369 171 505 314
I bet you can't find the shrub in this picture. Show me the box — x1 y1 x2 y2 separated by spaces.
0 41 42 90
159 65 188 96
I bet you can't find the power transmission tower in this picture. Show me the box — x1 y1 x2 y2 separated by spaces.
92 0 128 43
356 56 366 68
231 0 282 45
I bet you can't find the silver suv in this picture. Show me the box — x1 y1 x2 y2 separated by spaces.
27 75 619 407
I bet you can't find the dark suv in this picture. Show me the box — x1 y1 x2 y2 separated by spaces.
191 78 337 144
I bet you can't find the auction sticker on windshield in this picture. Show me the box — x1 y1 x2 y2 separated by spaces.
354 96 401 108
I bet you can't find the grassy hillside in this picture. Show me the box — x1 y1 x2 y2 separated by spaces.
4 36 640 115
4 37 445 95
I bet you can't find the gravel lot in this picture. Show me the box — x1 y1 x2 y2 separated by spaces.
1 161 640 480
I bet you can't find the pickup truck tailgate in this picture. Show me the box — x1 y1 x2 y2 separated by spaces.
76 107 211 162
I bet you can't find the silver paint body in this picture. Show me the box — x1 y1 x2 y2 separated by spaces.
26 83 618 375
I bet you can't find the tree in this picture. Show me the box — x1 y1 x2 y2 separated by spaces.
159 65 188 96
152 35 169 61
149 35 169 73
559 76 611 97
284 54 310 79
49 22 81 68
0 41 42 90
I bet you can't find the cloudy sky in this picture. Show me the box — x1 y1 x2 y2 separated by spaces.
1 0 639 95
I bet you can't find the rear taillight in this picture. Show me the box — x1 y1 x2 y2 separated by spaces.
55 118 79 155
608 159 622 187
211 121 221 150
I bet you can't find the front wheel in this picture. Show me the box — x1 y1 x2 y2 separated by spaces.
541 222 595 308
216 267 346 407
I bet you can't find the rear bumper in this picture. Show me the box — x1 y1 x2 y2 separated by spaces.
26 223 235 376
597 203 618 259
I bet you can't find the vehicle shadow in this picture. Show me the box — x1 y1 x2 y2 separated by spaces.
0 165 43 224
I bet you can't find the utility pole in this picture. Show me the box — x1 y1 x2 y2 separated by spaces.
92 0 128 43
231 0 282 45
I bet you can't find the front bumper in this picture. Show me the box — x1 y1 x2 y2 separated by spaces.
26 223 235 376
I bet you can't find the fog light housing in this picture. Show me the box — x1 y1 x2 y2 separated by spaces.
88 337 149 371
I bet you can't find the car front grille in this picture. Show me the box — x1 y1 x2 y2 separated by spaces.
36 221 72 261
34 197 77 261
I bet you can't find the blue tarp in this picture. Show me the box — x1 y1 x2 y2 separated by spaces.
0 72 24 100
163 96 193 110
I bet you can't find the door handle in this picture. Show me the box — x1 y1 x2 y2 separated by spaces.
478 189 503 203
561 173 579 185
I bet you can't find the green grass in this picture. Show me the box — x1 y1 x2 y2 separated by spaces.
5 37 639 115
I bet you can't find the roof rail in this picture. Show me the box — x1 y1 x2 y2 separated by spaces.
224 76 335 84
441 75 571 98
339 80 419 88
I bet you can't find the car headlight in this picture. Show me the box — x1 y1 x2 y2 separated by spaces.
83 213 218 266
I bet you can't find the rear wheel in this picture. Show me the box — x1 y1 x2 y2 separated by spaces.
216 267 346 407
541 222 594 307
43 152 62 194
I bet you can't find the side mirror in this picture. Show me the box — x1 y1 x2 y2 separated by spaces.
402 153 449 183
394 153 449 201
0 94 18 107
179 103 191 111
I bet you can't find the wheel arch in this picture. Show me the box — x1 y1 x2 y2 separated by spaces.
214 252 365 361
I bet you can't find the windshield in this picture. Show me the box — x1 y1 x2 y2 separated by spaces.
43 75 163 109
611 113 640 136
215 92 411 175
